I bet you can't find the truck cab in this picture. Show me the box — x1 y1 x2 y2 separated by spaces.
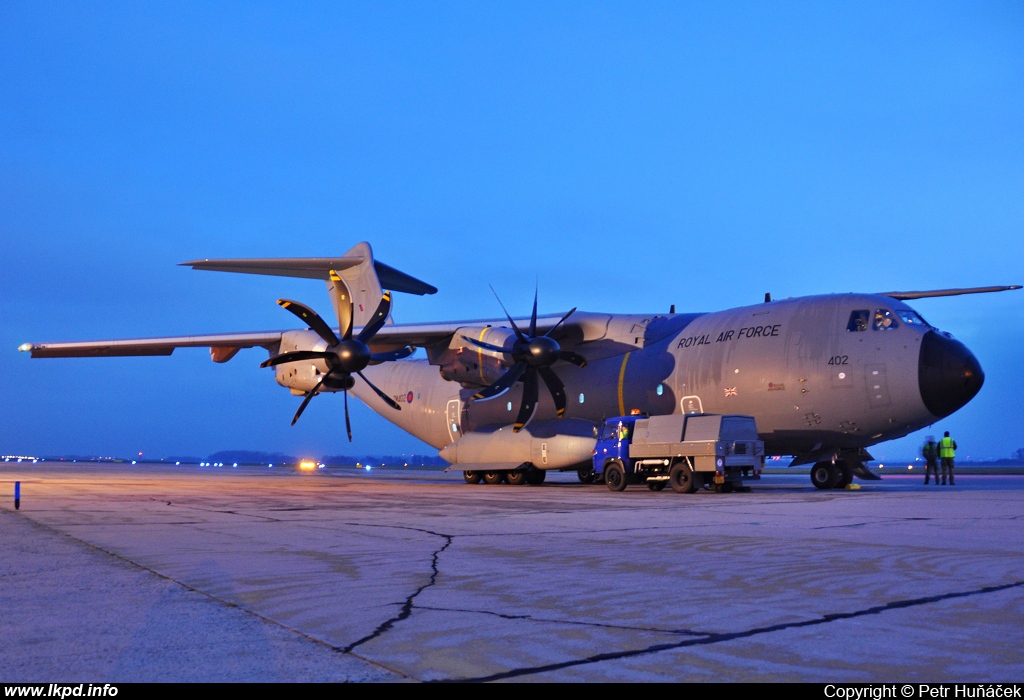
593 414 764 493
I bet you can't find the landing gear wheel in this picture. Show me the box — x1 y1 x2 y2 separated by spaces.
834 462 853 489
483 471 507 485
505 470 527 486
577 466 596 484
669 461 699 494
647 480 667 491
463 470 482 484
810 462 840 490
604 461 627 492
525 467 547 485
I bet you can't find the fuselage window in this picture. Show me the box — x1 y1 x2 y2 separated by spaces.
897 309 930 327
847 310 869 332
873 309 899 331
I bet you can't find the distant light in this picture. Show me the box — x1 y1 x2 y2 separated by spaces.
579 393 585 404
268 463 273 468
656 384 664 396
232 463 238 467
366 465 372 471
299 460 317 470
175 462 180 465
879 464 884 468
908 465 913 470
131 461 136 465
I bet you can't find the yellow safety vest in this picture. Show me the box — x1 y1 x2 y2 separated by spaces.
939 436 955 459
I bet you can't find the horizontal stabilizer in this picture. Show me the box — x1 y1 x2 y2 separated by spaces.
878 285 1021 300
180 256 437 295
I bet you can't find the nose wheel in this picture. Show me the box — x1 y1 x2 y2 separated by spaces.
810 461 854 489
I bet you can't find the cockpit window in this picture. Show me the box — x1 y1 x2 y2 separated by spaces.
897 309 930 327
847 310 869 332
873 309 899 331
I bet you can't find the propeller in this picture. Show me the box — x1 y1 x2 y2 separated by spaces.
259 288 412 440
461 287 586 432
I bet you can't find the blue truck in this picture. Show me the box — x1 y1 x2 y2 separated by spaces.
590 413 764 493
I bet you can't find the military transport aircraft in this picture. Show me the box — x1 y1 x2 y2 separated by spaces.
19 242 1019 489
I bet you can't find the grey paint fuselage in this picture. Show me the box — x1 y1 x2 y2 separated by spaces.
352 293 944 457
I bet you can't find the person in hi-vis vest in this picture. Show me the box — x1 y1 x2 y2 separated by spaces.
939 431 957 485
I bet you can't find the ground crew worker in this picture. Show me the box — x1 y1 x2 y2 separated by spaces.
921 436 939 485
939 431 957 485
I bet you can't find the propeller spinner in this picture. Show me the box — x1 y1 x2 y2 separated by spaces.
259 289 412 441
462 287 586 432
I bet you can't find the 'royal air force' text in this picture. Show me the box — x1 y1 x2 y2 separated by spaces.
676 324 782 350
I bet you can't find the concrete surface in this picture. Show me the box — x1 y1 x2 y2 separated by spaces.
1 465 1022 682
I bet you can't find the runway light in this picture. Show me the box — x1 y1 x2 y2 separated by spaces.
908 465 913 470
299 460 317 470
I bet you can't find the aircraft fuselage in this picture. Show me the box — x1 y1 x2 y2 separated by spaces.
350 293 983 462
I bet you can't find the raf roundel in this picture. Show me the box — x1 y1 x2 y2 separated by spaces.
407 391 414 404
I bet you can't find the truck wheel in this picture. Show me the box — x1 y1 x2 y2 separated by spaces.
669 461 699 494
506 470 527 485
463 471 482 484
810 462 839 490
577 466 596 484
604 461 627 492
525 467 547 485
647 480 667 491
483 471 506 485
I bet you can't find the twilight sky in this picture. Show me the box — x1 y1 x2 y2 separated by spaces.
1 2 1022 461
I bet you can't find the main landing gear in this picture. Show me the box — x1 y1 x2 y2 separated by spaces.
462 467 547 486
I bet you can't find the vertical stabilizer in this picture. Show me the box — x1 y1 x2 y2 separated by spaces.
327 242 390 328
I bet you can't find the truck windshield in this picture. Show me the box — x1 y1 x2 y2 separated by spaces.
600 424 618 441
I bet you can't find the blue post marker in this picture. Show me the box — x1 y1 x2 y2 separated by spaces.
14 481 20 510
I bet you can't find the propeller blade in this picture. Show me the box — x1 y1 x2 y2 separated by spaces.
291 369 335 426
538 366 567 418
278 299 339 346
489 285 527 342
472 361 527 400
513 368 539 432
369 346 414 363
356 291 392 344
328 270 354 340
260 350 332 369
529 285 538 337
356 370 402 410
557 350 587 368
460 335 511 354
544 307 577 337
344 389 352 442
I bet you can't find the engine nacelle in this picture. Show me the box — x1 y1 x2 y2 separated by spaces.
273 330 332 394
427 326 518 388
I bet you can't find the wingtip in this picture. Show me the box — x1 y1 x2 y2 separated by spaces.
18 343 32 353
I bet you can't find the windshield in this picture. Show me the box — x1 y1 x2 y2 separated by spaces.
897 308 931 327
873 309 899 331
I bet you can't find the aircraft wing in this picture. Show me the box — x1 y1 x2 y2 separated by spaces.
18 331 285 359
19 312 593 360
878 285 1021 300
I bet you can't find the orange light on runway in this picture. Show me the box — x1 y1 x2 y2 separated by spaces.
299 460 317 471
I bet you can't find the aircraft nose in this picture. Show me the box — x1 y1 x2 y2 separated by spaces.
918 330 984 418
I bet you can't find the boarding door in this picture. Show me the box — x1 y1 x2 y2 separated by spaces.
446 400 462 442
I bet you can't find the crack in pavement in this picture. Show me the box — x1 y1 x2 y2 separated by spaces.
5 509 408 680
342 525 454 655
414 604 710 637
444 579 1024 683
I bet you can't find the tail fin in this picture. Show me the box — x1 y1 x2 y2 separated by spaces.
180 241 437 328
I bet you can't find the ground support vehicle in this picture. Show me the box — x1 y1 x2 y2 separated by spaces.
593 414 764 493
